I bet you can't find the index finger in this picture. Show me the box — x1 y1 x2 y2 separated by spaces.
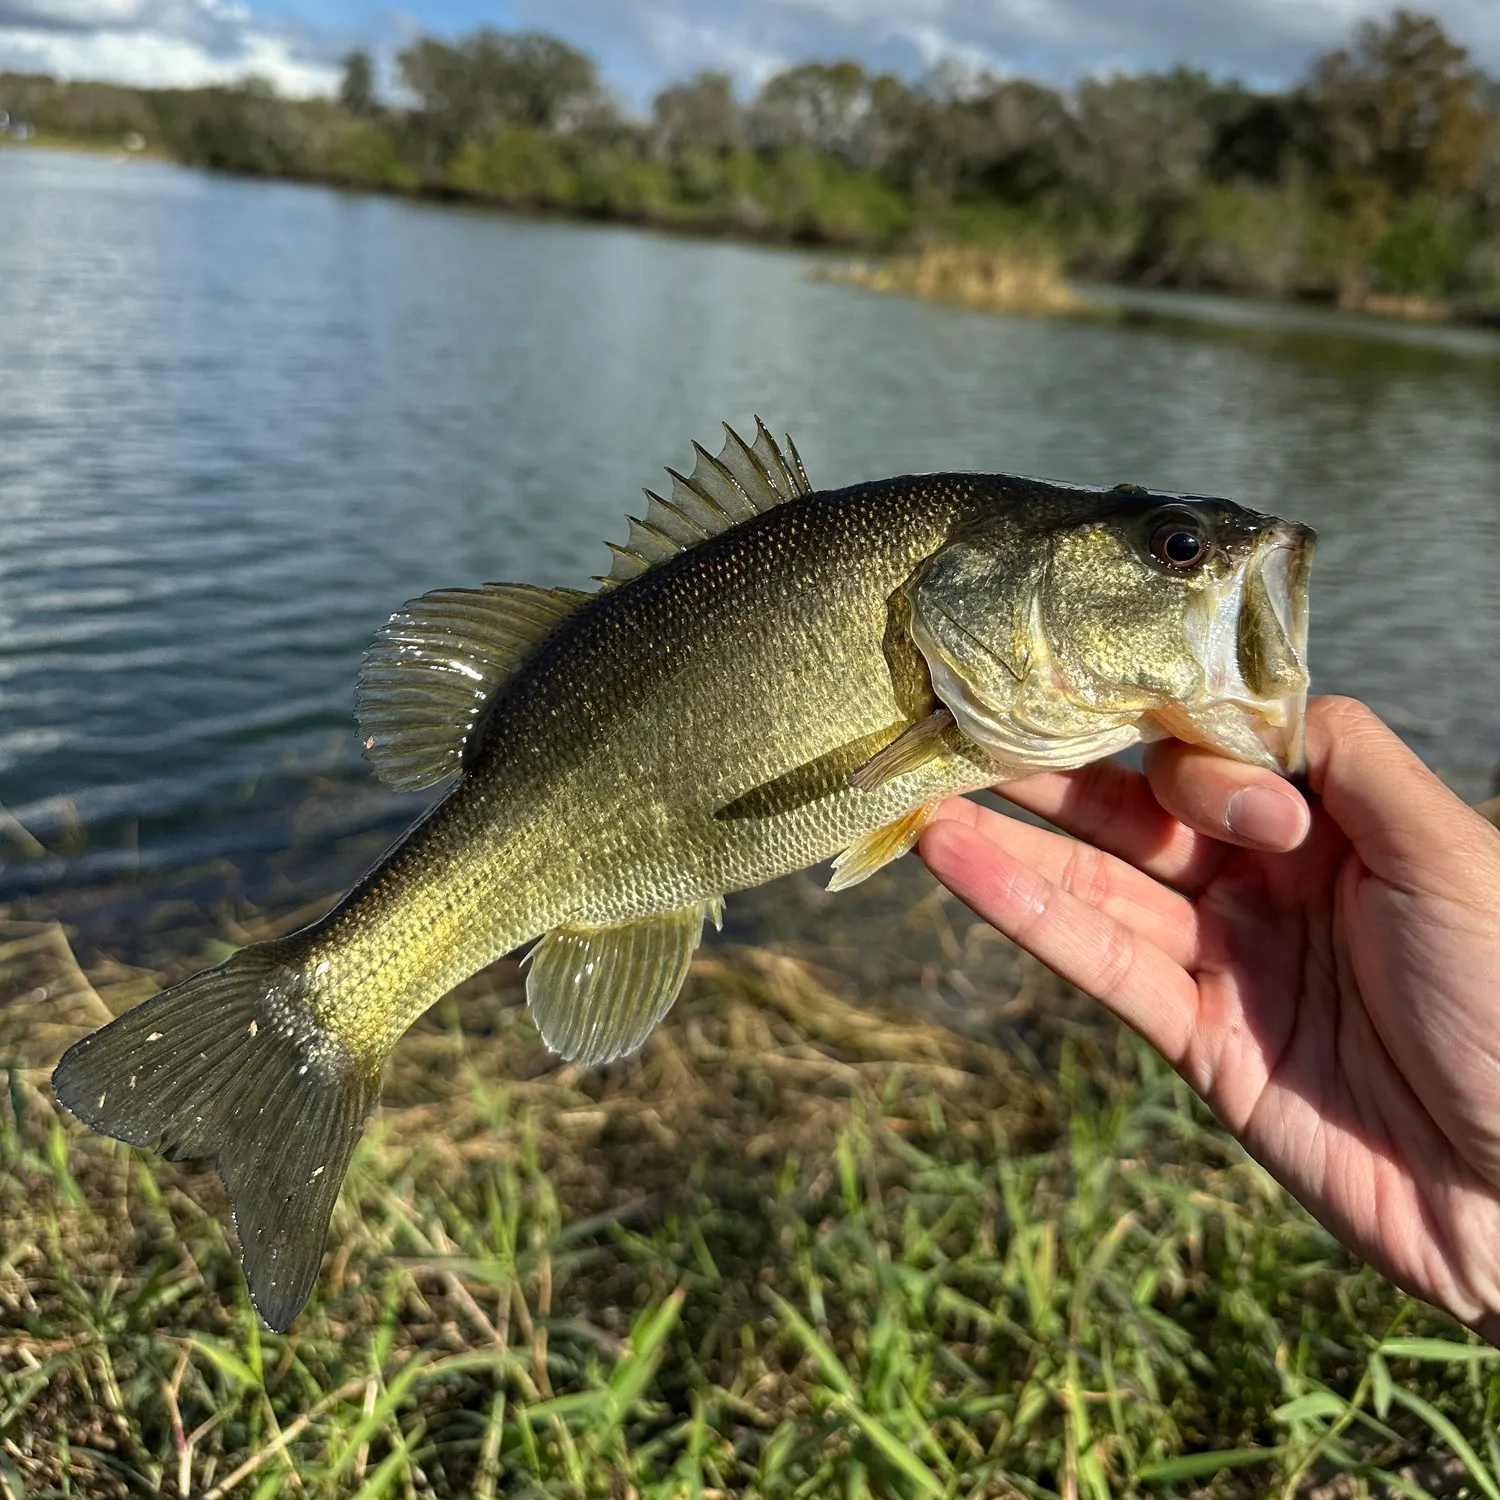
995 756 1236 895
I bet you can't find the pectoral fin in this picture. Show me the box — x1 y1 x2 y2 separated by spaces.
525 902 714 1065
827 803 937 893
848 708 955 793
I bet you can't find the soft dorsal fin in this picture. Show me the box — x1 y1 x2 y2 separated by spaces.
357 583 588 791
601 417 811 588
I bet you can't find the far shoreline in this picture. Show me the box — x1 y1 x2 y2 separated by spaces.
9 132 1500 337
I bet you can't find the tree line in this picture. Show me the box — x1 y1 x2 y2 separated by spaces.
3 8 1497 308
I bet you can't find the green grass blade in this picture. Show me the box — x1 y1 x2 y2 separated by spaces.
328 1356 432 1478
1368 1351 1393 1420
186 1339 259 1392
1380 1337 1500 1364
1137 1447 1279 1483
1387 1385 1500 1500
1368 1465 1443 1500
768 1291 854 1397
353 1444 412 1500
838 1398 944 1497
608 1288 685 1415
1271 1391 1345 1425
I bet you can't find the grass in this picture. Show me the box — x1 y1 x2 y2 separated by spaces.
823 246 1084 318
0 130 164 160
2 894 1500 1498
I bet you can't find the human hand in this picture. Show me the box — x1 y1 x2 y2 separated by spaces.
920 697 1500 1338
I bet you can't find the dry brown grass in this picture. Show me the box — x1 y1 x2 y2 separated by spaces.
2 908 1496 1497
825 244 1084 316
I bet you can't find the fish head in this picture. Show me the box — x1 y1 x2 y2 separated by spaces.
907 490 1316 778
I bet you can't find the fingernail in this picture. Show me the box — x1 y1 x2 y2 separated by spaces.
1225 786 1306 850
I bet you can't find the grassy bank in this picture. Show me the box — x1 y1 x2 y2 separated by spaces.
3 903 1499 1498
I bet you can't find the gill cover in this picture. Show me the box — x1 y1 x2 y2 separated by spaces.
902 533 1150 777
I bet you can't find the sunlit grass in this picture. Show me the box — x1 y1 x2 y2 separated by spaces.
2 914 1498 1497
823 245 1084 318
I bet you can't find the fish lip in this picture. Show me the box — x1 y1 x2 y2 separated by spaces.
1266 522 1316 656
1253 692 1309 777
1213 521 1316 777
1257 522 1316 776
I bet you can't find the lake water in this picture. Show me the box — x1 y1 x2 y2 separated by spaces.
2 147 1499 948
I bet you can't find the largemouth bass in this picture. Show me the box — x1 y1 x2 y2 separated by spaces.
54 420 1315 1328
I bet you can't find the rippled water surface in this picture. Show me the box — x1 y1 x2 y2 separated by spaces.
3 147 1498 915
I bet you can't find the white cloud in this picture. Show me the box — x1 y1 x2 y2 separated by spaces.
533 0 1500 103
5 0 150 27
2 0 1497 104
642 10 788 90
0 25 336 91
893 23 1011 79
751 0 1500 80
0 0 338 95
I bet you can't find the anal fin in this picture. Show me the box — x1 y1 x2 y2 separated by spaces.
848 708 955 793
525 901 716 1065
827 803 937 893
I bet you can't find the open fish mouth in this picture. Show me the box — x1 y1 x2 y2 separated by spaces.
1163 520 1316 777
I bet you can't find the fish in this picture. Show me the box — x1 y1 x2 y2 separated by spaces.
52 419 1315 1330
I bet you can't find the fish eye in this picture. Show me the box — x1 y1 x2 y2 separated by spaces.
1149 519 1207 570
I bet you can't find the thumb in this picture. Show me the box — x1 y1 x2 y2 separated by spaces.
1299 697 1500 907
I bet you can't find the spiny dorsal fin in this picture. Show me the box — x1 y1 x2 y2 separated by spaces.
600 417 812 588
357 583 588 791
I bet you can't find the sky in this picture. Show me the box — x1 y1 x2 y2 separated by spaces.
1 0 1497 106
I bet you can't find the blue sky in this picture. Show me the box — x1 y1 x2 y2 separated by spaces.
1 0 1497 105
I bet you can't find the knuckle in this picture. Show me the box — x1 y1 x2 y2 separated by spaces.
1061 841 1112 910
1317 695 1376 741
1091 923 1138 998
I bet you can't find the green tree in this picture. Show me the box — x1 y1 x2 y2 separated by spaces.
651 71 742 158
399 29 602 144
750 61 885 165
1064 69 1216 211
905 71 1071 200
339 49 375 116
1205 89 1300 184
1303 9 1492 197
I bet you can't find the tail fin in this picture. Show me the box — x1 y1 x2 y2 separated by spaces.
51 945 379 1331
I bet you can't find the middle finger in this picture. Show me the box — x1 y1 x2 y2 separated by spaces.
993 757 1236 896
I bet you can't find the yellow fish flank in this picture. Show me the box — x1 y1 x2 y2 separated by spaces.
54 420 1316 1328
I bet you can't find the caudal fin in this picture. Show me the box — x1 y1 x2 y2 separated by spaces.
51 946 379 1331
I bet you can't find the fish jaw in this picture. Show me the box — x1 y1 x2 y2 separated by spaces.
1164 520 1315 777
1149 695 1305 776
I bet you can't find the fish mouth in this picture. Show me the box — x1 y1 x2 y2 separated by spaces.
1164 520 1316 777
